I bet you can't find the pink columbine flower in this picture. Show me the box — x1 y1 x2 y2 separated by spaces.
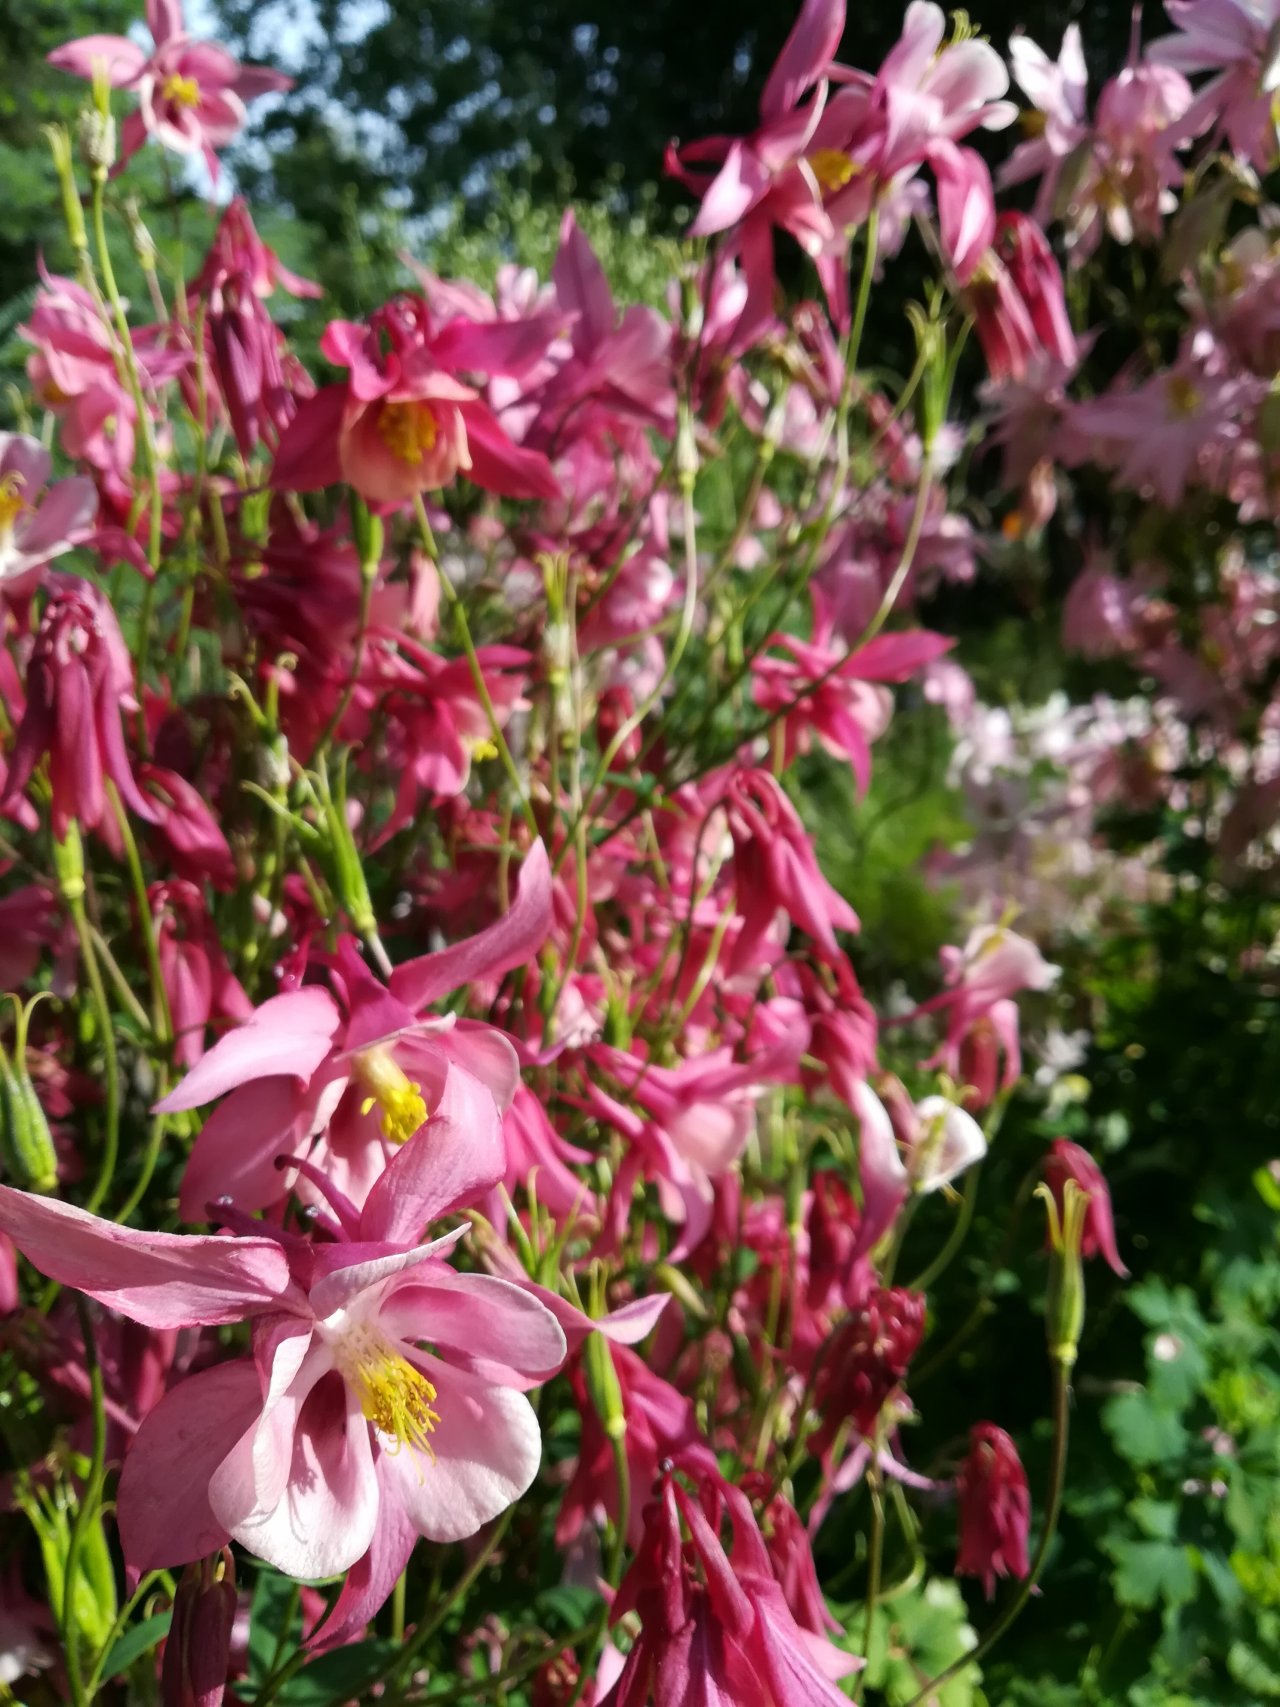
1000 26 1090 225
1149 0 1280 171
156 843 552 1219
968 213 1078 383
1043 1138 1128 1277
0 1077 566 1638
271 294 561 506
723 768 859 971
48 0 292 182
752 593 953 793
0 434 96 593
603 1466 856 1707
0 574 157 840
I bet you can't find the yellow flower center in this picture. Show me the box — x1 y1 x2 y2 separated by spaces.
1166 375 1201 418
162 73 202 108
1020 109 1048 138
0 473 27 537
377 400 439 464
807 149 858 195
353 1045 427 1144
336 1322 440 1456
468 735 500 762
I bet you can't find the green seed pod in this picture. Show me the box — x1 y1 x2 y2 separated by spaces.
583 1331 627 1443
0 998 58 1193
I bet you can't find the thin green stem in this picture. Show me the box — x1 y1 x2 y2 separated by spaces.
415 496 538 838
906 1165 982 1296
852 1462 886 1705
903 1360 1073 1706
63 1299 106 1707
68 900 120 1220
83 1571 165 1697
107 781 172 1044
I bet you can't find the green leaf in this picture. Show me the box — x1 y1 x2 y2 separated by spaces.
276 1640 399 1705
99 1610 172 1681
863 1579 980 1707
247 1569 301 1685
1228 1640 1280 1698
1102 1390 1190 1465
1106 1539 1196 1610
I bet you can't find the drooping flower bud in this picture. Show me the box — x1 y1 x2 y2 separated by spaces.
162 1552 237 1707
956 1423 1031 1598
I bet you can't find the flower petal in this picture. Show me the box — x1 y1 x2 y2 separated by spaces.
155 988 341 1112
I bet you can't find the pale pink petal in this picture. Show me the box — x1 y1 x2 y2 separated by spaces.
0 1184 298 1328
380 1358 541 1542
689 143 772 236
379 1271 567 1384
389 841 553 1010
228 1376 380 1578
155 987 341 1112
117 1362 263 1572
47 34 147 83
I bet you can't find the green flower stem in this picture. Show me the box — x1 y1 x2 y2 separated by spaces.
906 1164 982 1295
83 1572 165 1698
67 897 120 1221
903 1358 1073 1707
415 496 538 839
852 1460 886 1705
63 1299 106 1707
107 781 172 1045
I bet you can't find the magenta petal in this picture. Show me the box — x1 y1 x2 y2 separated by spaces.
156 988 341 1112
760 0 846 119
0 1184 298 1328
360 1063 506 1243
553 211 616 351
689 143 772 237
379 1358 542 1542
177 1077 327 1222
460 402 562 500
307 1468 417 1651
269 386 347 490
430 310 567 378
117 1361 263 1572
389 841 553 1010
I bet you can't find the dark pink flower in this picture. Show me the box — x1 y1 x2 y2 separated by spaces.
272 294 561 506
956 1423 1031 1598
1 574 156 839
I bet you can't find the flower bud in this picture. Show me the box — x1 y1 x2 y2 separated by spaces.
162 1553 237 1707
0 999 58 1193
1043 1139 1128 1277
583 1332 627 1444
811 1287 926 1451
1038 1177 1089 1369
43 125 88 256
51 824 86 906
17 1463 118 1658
349 495 384 572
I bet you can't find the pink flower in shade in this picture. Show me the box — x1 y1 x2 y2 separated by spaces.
152 881 254 1071
811 1286 926 1452
271 294 561 507
138 764 239 890
1063 350 1262 509
1043 1138 1128 1277
0 1090 566 1636
897 924 1059 1108
48 0 291 182
968 213 1078 383
1061 561 1142 659
752 593 953 793
1149 0 1280 171
723 768 859 971
602 1467 856 1707
0 575 157 840
557 1347 717 1550
740 1478 842 1640
665 0 850 336
956 1423 1032 1598
497 1083 600 1230
1081 59 1195 256
0 435 96 593
156 843 552 1220
999 26 1090 225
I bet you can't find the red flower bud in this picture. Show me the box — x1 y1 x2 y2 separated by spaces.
812 1287 926 1450
1043 1139 1128 1277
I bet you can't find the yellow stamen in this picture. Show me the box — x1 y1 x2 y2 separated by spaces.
1166 375 1201 418
377 399 439 464
468 736 499 762
807 149 858 195
162 73 201 108
353 1045 427 1144
0 473 27 536
336 1323 440 1457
